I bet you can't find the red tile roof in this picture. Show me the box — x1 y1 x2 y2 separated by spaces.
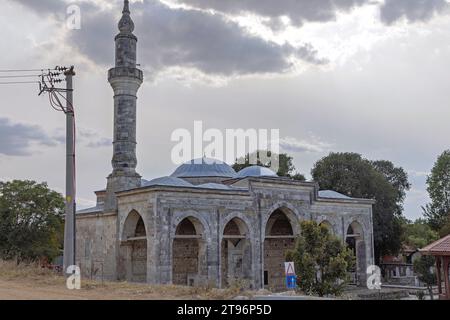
420 234 450 256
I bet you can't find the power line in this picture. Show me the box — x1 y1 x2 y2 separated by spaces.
0 74 42 78
0 68 56 73
0 81 40 85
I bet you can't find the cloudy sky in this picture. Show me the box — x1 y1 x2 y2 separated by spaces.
1 0 449 220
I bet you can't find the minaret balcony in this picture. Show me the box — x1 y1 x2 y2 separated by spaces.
108 67 143 82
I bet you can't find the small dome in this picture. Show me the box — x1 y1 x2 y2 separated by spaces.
236 166 278 178
171 158 237 178
142 176 193 188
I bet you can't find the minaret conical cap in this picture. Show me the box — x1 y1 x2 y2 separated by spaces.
118 0 134 33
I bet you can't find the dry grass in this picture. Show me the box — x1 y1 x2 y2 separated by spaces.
0 260 257 300
0 260 64 285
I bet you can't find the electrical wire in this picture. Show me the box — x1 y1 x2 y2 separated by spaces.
0 81 40 85
55 90 74 113
0 68 56 73
0 74 42 78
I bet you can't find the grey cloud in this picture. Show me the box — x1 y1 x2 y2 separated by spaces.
86 138 112 148
177 0 449 26
279 136 331 154
78 128 112 148
12 0 326 77
380 0 449 25
132 1 326 76
14 0 67 15
53 127 112 149
0 117 57 156
13 0 446 80
175 0 369 26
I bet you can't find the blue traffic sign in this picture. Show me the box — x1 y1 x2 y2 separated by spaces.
286 275 297 289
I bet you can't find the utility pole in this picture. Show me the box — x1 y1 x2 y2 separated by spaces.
63 67 76 272
38 66 77 274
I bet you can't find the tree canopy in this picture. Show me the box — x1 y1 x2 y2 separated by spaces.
438 216 450 237
400 218 439 249
286 221 355 297
423 150 450 231
311 152 410 263
233 150 306 181
0 180 65 262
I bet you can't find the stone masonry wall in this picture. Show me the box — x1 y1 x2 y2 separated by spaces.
76 212 117 281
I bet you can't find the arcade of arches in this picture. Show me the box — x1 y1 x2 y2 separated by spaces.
118 210 369 290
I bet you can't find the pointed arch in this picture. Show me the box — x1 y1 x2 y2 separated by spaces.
263 206 299 291
172 216 207 286
121 210 147 282
221 217 252 288
346 220 365 285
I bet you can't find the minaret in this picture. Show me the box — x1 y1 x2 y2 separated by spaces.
105 0 143 211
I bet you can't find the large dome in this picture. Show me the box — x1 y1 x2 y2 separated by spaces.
170 158 237 178
236 165 278 178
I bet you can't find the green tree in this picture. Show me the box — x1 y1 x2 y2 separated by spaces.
233 150 306 181
438 216 450 237
423 150 450 230
371 160 411 216
311 152 410 263
0 180 65 262
413 255 436 300
286 221 355 297
401 218 439 249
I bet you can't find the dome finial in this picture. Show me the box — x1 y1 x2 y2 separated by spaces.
118 0 135 34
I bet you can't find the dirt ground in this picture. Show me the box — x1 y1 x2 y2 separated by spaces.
0 275 259 300
0 261 254 300
0 278 227 300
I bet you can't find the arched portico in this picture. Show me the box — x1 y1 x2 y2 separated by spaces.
221 217 252 288
172 217 207 286
263 207 299 291
120 210 147 282
346 221 365 285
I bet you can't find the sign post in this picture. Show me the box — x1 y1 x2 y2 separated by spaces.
285 262 297 290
